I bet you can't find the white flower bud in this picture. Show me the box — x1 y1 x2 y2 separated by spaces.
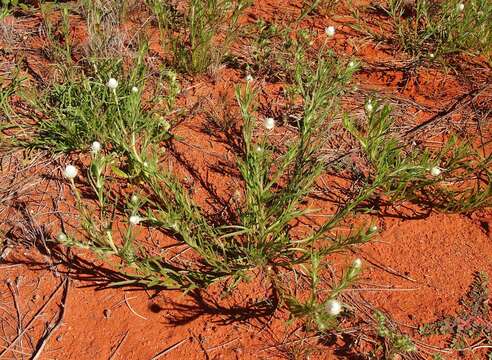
457 3 464 11
430 166 442 177
90 141 102 154
264 117 275 130
63 165 78 179
131 86 139 93
325 299 342 316
57 233 67 242
365 102 373 113
129 215 142 226
325 26 336 37
131 194 139 203
106 78 118 90
353 258 362 269
245 74 253 82
369 224 378 233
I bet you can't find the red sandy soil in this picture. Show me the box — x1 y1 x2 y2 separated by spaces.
0 1 491 359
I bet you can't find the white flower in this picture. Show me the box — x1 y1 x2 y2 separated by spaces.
429 53 435 59
90 141 102 154
129 215 143 225
457 3 464 11
130 194 139 203
369 224 378 233
325 299 342 316
131 86 139 93
325 26 336 37
365 102 374 113
143 161 149 168
63 165 78 179
57 233 67 242
255 146 263 153
348 61 356 68
106 78 118 90
430 166 442 177
245 74 253 82
264 117 275 130
353 258 362 269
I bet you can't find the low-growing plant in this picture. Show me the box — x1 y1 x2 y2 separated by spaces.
19 45 177 153
419 272 492 355
353 0 492 61
343 100 491 212
79 0 135 58
38 2 74 64
146 0 250 73
374 310 417 359
50 51 379 329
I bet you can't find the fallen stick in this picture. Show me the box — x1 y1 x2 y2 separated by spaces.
30 278 70 360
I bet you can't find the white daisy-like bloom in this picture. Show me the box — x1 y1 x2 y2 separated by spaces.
63 165 78 179
255 146 262 152
429 53 435 59
143 161 149 168
131 86 139 93
353 258 362 269
325 299 342 316
369 224 378 233
430 166 442 177
457 3 464 11
129 215 143 226
57 233 67 242
130 194 139 203
90 141 102 154
264 117 275 130
325 26 336 37
106 78 118 90
245 74 254 82
365 102 374 113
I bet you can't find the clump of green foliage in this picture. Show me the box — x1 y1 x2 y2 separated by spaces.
21 45 177 153
354 0 492 61
373 310 417 359
343 100 491 213
146 0 250 73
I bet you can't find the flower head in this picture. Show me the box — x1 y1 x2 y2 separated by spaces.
90 141 102 154
129 215 143 226
131 86 139 93
130 194 139 204
353 258 362 269
57 233 67 242
369 224 378 233
264 117 275 130
245 74 254 82
365 101 374 113
325 26 336 37
457 3 464 11
429 53 435 59
63 165 78 179
430 166 442 177
325 299 342 316
106 78 118 90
